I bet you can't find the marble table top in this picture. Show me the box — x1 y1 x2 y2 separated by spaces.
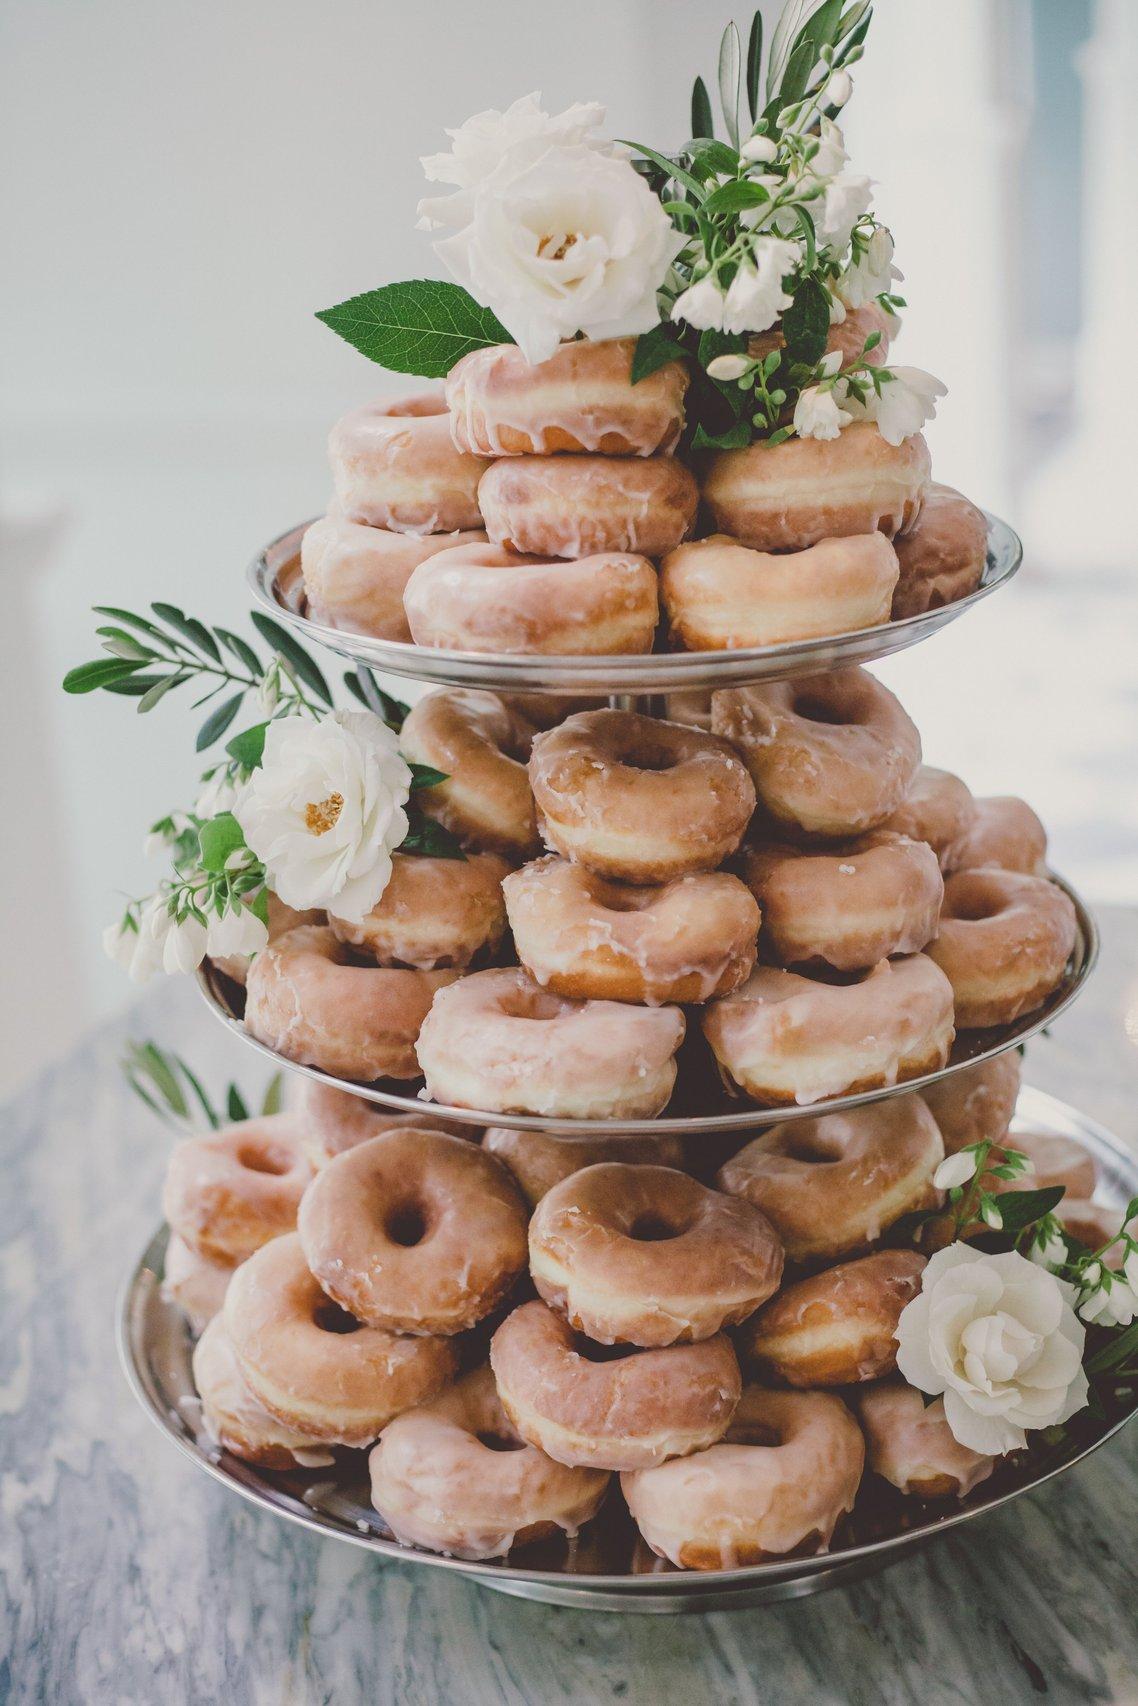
3 907 1136 1706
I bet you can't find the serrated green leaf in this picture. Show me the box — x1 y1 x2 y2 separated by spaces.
249 613 333 706
198 812 246 873
195 691 246 751
630 324 684 385
316 280 512 378
226 722 269 768
691 75 714 140
63 657 148 694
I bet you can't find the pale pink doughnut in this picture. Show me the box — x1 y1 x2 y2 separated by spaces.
162 1115 312 1263
446 337 688 457
244 924 459 1081
856 1380 994 1499
192 1315 332 1470
328 850 510 970
479 454 698 559
482 1126 685 1210
289 1077 475 1169
952 796 1048 876
399 688 540 860
927 869 1076 1028
162 1235 236 1335
328 394 491 533
403 541 659 656
879 765 976 872
986 1129 1097 1201
891 483 988 620
748 301 893 374
920 1052 1022 1154
300 508 486 640
622 1387 864 1568
210 891 324 988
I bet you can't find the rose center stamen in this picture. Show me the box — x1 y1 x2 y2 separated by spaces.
305 792 344 835
538 232 577 261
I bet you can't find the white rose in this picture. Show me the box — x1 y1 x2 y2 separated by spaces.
838 224 901 309
236 710 410 925
866 365 948 445
895 1243 1089 1456
793 383 852 441
817 170 873 254
671 275 727 332
434 144 682 367
417 92 608 230
206 903 270 962
720 237 801 335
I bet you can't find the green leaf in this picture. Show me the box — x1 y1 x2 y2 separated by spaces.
93 605 169 641
198 812 246 873
195 691 246 751
631 323 684 384
692 420 752 450
991 1186 1067 1236
408 762 448 792
151 603 222 661
1087 1320 1138 1377
400 811 467 860
798 0 844 58
96 627 156 661
703 178 772 217
226 722 269 768
138 672 190 713
226 1083 250 1122
102 673 171 697
620 140 707 202
691 75 714 140
718 20 742 147
138 1043 189 1118
177 1058 220 1128
767 0 813 101
62 657 148 694
689 140 740 178
249 887 270 928
771 35 817 117
249 612 333 706
781 274 831 367
215 628 263 677
316 280 512 378
343 666 409 728
746 12 764 120
261 1072 284 1117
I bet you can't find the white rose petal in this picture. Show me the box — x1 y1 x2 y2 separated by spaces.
417 92 608 230
1125 1247 1138 1291
236 710 411 925
894 1243 1089 1455
793 383 851 442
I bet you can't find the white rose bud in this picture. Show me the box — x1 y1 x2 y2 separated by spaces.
706 353 751 382
741 134 778 164
825 69 853 109
818 348 844 379
933 1151 977 1192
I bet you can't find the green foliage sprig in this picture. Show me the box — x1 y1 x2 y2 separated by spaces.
122 1039 283 1131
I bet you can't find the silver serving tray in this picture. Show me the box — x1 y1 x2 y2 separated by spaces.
118 1087 1137 1612
194 873 1097 1141
247 513 1021 695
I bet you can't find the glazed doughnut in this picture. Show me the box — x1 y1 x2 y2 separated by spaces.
416 967 686 1120
748 301 893 374
490 1299 741 1470
711 668 921 838
891 482 988 620
986 1129 1097 1201
244 924 459 1081
740 831 943 971
717 1095 944 1261
622 1387 864 1568
478 453 698 559
162 1116 312 1263
300 509 486 641
528 1163 783 1346
739 1250 926 1387
660 533 899 651
953 796 1048 877
529 710 756 882
701 421 930 551
403 541 659 656
400 688 539 859
210 891 324 988
298 1128 528 1335
289 1077 475 1168
328 394 490 533
225 1234 457 1446
369 1365 609 1560
446 336 688 457
503 856 759 1005
926 870 1076 1029
162 1234 235 1335
328 850 509 970
497 692 605 730
192 1315 332 1469
702 957 955 1108
856 1380 994 1499
662 689 713 732
920 1051 1022 1154
879 764 976 873
482 1125 685 1210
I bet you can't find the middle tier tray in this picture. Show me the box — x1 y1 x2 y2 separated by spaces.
249 512 1022 695
196 873 1097 1140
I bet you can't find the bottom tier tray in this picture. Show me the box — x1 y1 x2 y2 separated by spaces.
119 1086 1137 1613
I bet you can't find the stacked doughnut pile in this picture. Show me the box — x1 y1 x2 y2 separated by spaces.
239 674 1077 1120
164 1067 1113 1569
300 308 990 658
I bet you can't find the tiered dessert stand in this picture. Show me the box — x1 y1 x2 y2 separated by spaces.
119 509 1132 1612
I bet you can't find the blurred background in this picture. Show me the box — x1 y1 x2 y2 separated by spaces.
1 0 1134 1096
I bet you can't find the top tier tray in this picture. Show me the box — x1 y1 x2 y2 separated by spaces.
249 513 1022 695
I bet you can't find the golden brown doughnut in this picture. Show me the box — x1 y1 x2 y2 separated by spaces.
878 764 976 872
192 1315 332 1469
300 509 486 641
400 688 540 859
446 336 688 457
328 850 509 970
739 1250 926 1387
748 301 892 374
528 1163 783 1347
986 1128 1097 1201
479 453 698 559
739 831 943 971
927 870 1076 1028
289 1076 476 1168
891 482 988 619
504 855 759 1005
716 1094 944 1262
702 956 955 1107
162 1116 312 1263
856 1380 995 1499
490 1299 741 1471
701 421 930 551
712 667 921 838
952 796 1048 877
482 1126 684 1209
328 394 490 533
920 1052 1022 1154
529 709 756 882
660 532 899 651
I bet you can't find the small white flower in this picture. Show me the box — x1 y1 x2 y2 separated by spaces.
838 224 901 309
706 353 751 382
195 769 242 820
817 170 873 254
158 910 209 976
719 236 800 335
1125 1246 1138 1292
144 830 170 859
894 1244 1088 1456
206 903 269 962
1079 1272 1138 1327
793 383 852 441
824 69 853 109
818 348 844 379
671 275 726 331
1029 1224 1070 1272
810 117 848 180
103 909 159 984
740 134 778 164
236 709 411 924
934 1151 978 1192
980 1198 1004 1231
257 665 281 716
862 365 948 445
417 92 608 230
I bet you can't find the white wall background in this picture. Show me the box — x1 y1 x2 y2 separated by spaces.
2 0 1134 1095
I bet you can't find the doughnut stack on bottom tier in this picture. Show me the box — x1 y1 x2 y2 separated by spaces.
164 1069 1107 1570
